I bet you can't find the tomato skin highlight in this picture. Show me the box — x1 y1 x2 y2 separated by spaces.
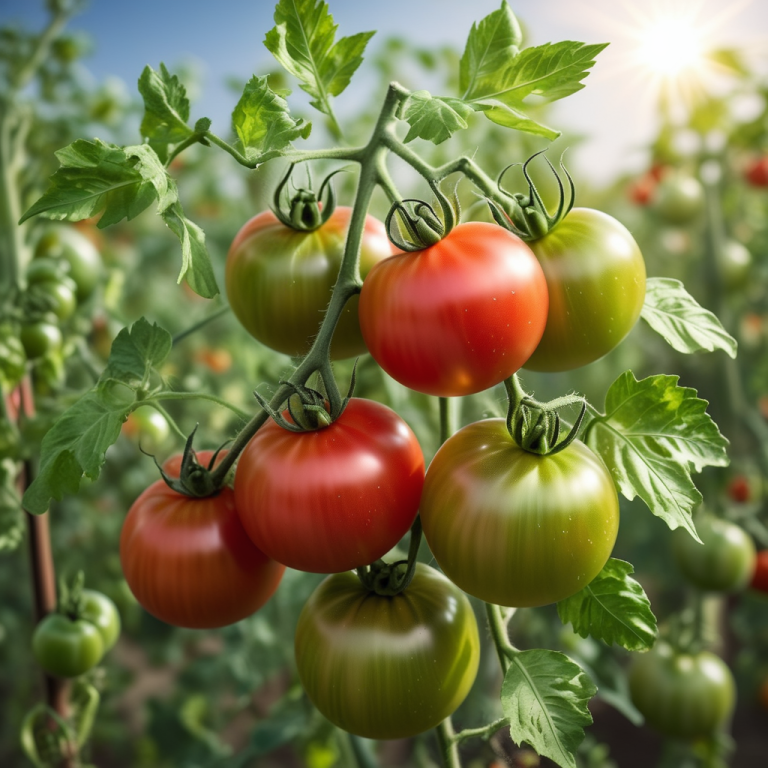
80 589 121 652
358 222 549 397
420 419 619 607
525 208 646 372
33 614 104 679
673 516 756 592
226 207 394 359
120 451 285 629
629 644 735 739
235 398 425 573
295 564 480 740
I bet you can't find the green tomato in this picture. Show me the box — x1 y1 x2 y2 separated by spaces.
718 240 752 290
629 643 735 739
121 407 170 454
20 321 62 360
673 516 756 592
524 208 646 372
654 174 704 225
35 227 102 302
295 564 480 740
27 278 78 321
32 614 104 678
80 590 121 652
0 324 26 390
226 207 394 359
420 419 619 607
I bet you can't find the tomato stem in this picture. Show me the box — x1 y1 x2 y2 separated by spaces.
171 305 230 346
452 717 508 744
486 603 518 673
435 718 462 768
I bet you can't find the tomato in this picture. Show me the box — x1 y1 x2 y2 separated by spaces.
718 240 752 290
0 324 26 390
194 346 232 373
34 226 102 302
673 515 756 592
420 419 619 607
727 475 751 503
653 173 704 225
121 406 171 454
523 208 646 372
295 564 480 739
32 613 104 679
629 644 735 739
20 320 62 360
26 277 78 321
120 451 285 628
358 222 549 397
226 207 394 359
235 398 424 573
750 550 768 593
80 590 121 652
745 156 768 188
628 175 655 206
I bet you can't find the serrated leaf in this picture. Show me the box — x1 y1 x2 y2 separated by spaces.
401 91 476 144
501 649 596 768
232 75 311 161
460 0 522 99
0 459 24 552
161 202 219 299
22 319 172 515
557 559 657 652
641 278 737 358
264 0 374 117
138 63 193 146
585 372 729 539
20 139 171 225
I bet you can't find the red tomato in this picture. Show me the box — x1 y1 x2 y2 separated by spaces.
120 451 284 628
751 550 768 593
745 157 768 188
628 175 655 206
728 475 751 503
358 222 549 397
234 399 425 573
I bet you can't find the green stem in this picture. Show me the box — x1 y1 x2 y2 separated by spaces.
435 719 461 768
172 305 231 346
453 717 508 744
146 391 250 422
439 397 454 445
486 602 518 674
143 402 187 442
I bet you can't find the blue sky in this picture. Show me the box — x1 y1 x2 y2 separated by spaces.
4 0 768 183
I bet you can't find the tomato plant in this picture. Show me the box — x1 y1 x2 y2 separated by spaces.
32 614 104 679
34 226 102 302
80 589 121 652
19 320 62 359
120 451 285 628
226 207 394 359
420 418 619 607
750 550 768 592
629 643 735 739
673 515 756 592
358 222 549 397
295 564 480 740
523 208 647 372
652 173 704 225
235 398 425 573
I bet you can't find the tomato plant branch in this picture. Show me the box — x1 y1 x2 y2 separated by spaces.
435 718 462 768
486 603 518 674
453 717 509 744
147 391 250 422
143 402 187 442
171 305 231 346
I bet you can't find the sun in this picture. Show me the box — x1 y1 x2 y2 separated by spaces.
636 13 706 78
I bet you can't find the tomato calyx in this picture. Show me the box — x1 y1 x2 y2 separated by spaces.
504 375 586 455
155 428 228 497
487 150 575 242
356 517 423 596
384 180 459 251
271 162 343 232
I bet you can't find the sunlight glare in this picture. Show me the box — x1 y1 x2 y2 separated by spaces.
637 15 705 77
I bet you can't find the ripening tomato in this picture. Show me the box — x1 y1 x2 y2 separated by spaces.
420 419 619 607
750 550 768 593
673 515 756 592
524 208 646 372
358 222 549 397
20 320 62 360
235 399 425 573
295 564 480 739
226 207 395 359
629 644 735 739
121 406 171 454
628 175 655 206
121 451 285 628
745 156 768 188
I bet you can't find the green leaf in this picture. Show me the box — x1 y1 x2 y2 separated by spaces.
264 0 374 117
0 459 24 552
161 202 219 299
401 91 476 144
22 319 173 515
476 102 560 140
557 559 657 652
585 372 729 539
641 278 737 358
460 0 523 100
232 75 312 161
138 64 193 147
501 649 596 768
20 139 171 225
